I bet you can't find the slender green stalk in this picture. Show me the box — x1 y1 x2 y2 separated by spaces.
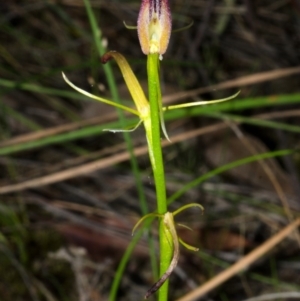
147 54 167 213
147 53 170 301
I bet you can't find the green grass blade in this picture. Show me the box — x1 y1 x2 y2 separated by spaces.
201 112 300 133
168 149 295 205
109 217 156 301
0 78 89 101
0 120 131 156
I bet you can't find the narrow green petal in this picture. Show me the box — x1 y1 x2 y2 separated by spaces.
132 213 162 235
62 72 139 116
164 91 241 111
173 203 204 216
178 237 199 251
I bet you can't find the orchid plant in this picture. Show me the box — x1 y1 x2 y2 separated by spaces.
63 0 239 300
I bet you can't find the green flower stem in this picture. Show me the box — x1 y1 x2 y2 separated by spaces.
147 54 167 213
147 53 171 301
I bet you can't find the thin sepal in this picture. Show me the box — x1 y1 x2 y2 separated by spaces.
173 203 204 216
132 212 162 236
62 72 139 116
178 237 199 251
123 21 137 30
177 223 193 231
103 119 143 133
155 58 170 141
172 19 194 33
160 108 170 141
164 91 241 111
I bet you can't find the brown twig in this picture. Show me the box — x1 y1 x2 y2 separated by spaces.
1 108 300 194
227 122 300 246
0 123 227 194
163 66 300 105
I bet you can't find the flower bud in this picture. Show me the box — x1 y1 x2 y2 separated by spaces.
138 0 172 57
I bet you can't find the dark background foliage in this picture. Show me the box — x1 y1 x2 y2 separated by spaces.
0 1 300 301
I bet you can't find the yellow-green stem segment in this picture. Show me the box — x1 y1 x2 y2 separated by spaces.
147 53 171 301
